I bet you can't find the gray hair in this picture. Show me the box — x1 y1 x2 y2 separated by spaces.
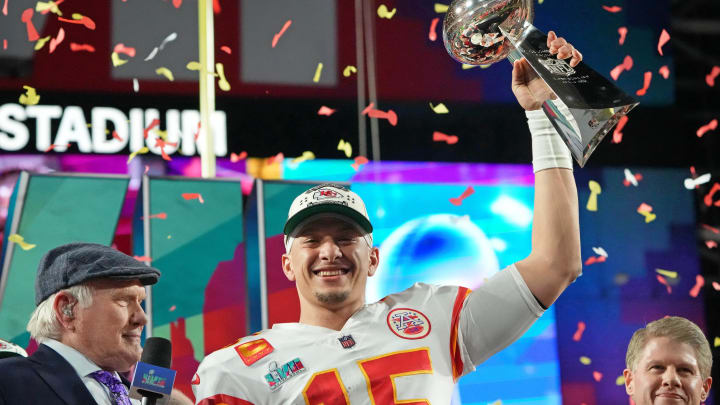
26 284 94 343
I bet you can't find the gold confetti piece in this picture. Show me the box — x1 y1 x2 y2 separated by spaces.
291 151 315 164
580 356 592 365
587 181 601 212
655 269 678 279
616 375 625 385
186 61 201 71
313 62 323 83
127 147 149 164
462 64 477 70
343 65 357 77
714 337 719 347
434 3 448 13
377 4 397 19
19 85 40 105
430 102 449 114
36 1 62 15
34 35 51 50
8 234 36 250
489 400 502 405
154 129 168 141
215 62 230 91
538 0 544 4
111 52 128 67
155 67 174 81
338 139 352 158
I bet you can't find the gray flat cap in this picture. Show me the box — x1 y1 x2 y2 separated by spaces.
35 242 161 305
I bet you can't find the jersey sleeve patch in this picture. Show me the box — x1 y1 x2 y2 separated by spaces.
234 338 274 366
450 286 471 381
197 393 255 405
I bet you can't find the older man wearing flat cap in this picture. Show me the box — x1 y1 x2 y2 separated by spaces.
0 242 160 405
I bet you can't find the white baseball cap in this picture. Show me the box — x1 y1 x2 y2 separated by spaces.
0 338 28 359
283 184 373 250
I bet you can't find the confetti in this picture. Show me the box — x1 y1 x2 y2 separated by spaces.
111 52 128 67
623 168 642 187
133 255 152 262
636 71 652 96
612 115 628 143
428 17 439 41
113 43 136 57
21 9 40 41
655 269 677 279
616 375 625 385
19 85 40 105
587 180 601 212
580 356 592 365
704 183 720 207
489 401 502 405
367 108 398 126
338 139 352 158
433 131 458 145
8 234 36 250
144 165 149 174
658 65 669 79
434 3 448 13
48 27 65 53
592 247 608 257
702 224 719 234
133 78 139 92
291 151 315 165
143 212 167 220
584 255 606 266
34 36 50 50
449 186 475 206
127 147 149 163
706 240 717 249
637 203 656 223
430 102 449 114
656 275 672 294
182 193 204 203
267 152 284 165
216 62 230 91
593 371 603 382
144 32 178 61
155 67 174 81
684 172 711 189
35 1 62 15
715 337 720 347
572 321 586 342
657 29 670 56
143 118 160 139
169 305 176 312
689 275 705 298
462 64 478 70
172 0 181 8
696 119 717 138
44 143 71 152
343 65 357 77
69 42 95 52
377 4 397 19
602 5 622 13
352 156 369 171
713 282 720 291
2 39 6 50
318 106 336 116
58 14 95 30
112 131 122 141
271 20 292 48
313 63 324 83
618 27 627 45
220 45 232 54
610 55 633 81
706 66 720 87
230 151 247 162
361 102 375 115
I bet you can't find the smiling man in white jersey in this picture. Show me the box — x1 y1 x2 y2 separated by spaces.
193 31 583 405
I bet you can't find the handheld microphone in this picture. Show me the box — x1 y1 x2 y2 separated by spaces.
130 337 177 405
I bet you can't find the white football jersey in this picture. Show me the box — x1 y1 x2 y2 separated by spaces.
193 264 544 405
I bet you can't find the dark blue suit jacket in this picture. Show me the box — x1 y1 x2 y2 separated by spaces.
0 343 130 405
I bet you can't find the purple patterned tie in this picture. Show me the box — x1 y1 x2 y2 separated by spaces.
89 370 132 405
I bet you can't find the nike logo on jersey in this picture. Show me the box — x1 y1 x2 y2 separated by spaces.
265 358 307 391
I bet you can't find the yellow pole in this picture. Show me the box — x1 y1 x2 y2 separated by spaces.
198 0 216 178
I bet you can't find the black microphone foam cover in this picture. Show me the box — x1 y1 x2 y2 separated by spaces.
140 337 172 368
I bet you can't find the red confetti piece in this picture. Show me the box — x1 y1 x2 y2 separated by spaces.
3 39 6 50
656 275 672 294
49 28 65 53
21 9 40 41
618 27 627 45
230 151 247 162
220 45 232 54
2 0 7 15
44 143 71 152
658 65 669 79
361 102 375 115
267 152 284 165
144 212 167 220
433 131 458 145
113 43 136 57
144 165 150 174
173 0 182 8
182 193 204 204
352 156 369 170
428 17 439 41
703 182 720 207
706 66 720 87
143 118 160 139
70 43 95 52
584 255 607 265
58 15 96 30
637 203 653 213
707 240 718 249
635 71 652 96
450 186 474 206
112 130 123 141
689 275 705 298
318 106 336 116
367 108 398 126
610 55 633 81
713 282 720 291
193 121 201 141
573 321 586 342
272 20 292 48
602 5 622 12
702 224 720 234
133 255 152 262
657 29 670 56
696 119 717 138
623 173 642 187
169 305 177 311
39 0 64 13
593 371 603 382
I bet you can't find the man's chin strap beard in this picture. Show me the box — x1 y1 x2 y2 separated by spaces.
314 291 350 304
